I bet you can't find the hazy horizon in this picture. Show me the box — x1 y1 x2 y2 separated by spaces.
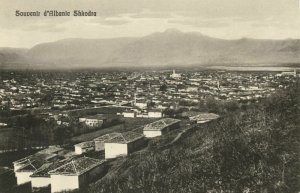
2 28 300 49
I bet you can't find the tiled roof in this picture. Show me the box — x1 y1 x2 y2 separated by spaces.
30 158 72 177
16 159 46 172
143 118 181 131
189 113 219 121
105 131 144 144
13 152 58 165
74 141 95 149
48 157 105 176
13 146 63 165
93 132 121 142
38 146 63 154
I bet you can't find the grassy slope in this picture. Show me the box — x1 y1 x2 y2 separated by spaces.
83 82 300 193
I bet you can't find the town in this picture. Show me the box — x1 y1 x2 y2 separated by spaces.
0 69 298 193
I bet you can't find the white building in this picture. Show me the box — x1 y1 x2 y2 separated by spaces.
105 131 144 159
148 109 164 118
135 101 148 109
74 141 95 155
15 159 45 185
79 114 107 127
143 118 181 138
123 111 137 118
93 133 121 152
13 146 63 172
170 69 181 79
30 159 70 189
48 157 106 193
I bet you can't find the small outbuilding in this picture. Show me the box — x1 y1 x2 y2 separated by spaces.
104 131 144 159
148 109 164 118
143 118 181 138
13 150 58 171
189 113 219 124
74 141 95 155
30 159 71 189
122 111 136 118
93 132 121 152
15 159 45 185
48 157 106 193
79 114 107 127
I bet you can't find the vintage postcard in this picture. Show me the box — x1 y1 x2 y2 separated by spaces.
0 0 299 193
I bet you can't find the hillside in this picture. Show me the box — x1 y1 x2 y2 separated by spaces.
27 38 136 68
84 83 300 193
1 29 300 69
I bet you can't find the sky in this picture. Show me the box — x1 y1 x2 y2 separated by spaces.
0 0 300 48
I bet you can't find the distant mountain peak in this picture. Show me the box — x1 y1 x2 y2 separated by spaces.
1 30 300 69
163 28 183 34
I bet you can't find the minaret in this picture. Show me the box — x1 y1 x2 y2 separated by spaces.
134 93 137 104
173 69 175 75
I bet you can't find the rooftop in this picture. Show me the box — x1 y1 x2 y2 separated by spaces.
74 141 95 149
13 152 58 165
143 118 181 131
82 114 117 120
105 131 144 144
30 158 72 177
189 113 220 121
37 146 64 154
16 159 47 172
48 157 105 176
93 132 121 142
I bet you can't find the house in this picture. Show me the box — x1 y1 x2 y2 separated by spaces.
30 159 71 189
148 109 164 118
13 146 64 185
134 101 148 109
15 159 46 185
80 114 107 127
189 113 219 124
143 118 181 138
104 131 144 159
93 133 121 152
74 141 95 155
13 146 62 172
48 157 106 193
123 111 136 118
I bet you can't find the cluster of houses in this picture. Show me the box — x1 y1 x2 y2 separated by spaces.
74 118 182 157
12 117 182 193
10 112 222 192
2 69 297 112
13 147 106 193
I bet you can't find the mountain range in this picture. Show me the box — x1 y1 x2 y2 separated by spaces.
1 29 300 69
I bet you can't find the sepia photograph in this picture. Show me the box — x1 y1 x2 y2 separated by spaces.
0 0 299 193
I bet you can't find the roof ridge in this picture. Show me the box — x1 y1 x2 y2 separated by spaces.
71 160 78 175
120 133 128 143
28 159 37 171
